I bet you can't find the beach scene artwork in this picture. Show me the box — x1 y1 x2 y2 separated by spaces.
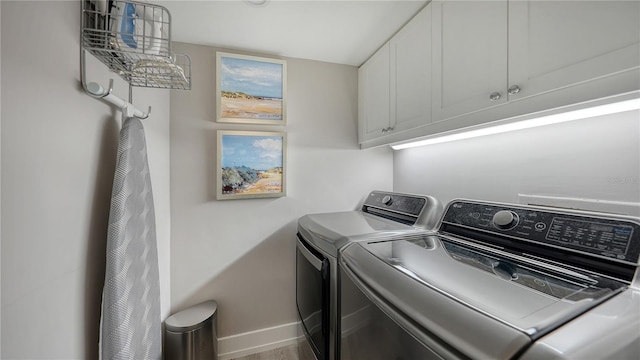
217 131 286 200
217 52 287 124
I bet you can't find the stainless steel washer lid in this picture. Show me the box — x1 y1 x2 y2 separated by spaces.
298 211 427 257
340 234 629 359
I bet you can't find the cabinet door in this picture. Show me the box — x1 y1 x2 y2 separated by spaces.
391 4 432 132
432 0 508 123
509 0 640 101
358 43 391 143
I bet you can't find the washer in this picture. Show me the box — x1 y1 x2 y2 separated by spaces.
295 190 442 360
339 199 640 359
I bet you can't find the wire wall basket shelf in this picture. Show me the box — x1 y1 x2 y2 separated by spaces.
81 0 191 90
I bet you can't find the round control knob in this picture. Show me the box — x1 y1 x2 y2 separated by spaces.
493 210 518 230
382 195 393 206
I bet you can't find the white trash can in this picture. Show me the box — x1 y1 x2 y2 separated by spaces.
165 300 218 360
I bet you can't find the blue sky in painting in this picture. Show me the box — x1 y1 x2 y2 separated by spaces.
222 135 283 170
220 57 283 99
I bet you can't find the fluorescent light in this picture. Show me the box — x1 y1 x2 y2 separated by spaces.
391 97 640 150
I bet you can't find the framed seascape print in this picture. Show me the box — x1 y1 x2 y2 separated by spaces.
217 130 287 200
216 52 287 125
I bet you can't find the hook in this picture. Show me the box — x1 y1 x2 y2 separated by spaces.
85 79 151 119
81 49 150 119
135 106 152 120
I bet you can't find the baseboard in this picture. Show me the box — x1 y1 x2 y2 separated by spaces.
216 308 371 359
217 321 300 360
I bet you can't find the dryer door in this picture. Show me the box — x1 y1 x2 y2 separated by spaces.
296 235 330 360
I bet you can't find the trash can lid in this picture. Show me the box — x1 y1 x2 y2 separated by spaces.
165 300 217 332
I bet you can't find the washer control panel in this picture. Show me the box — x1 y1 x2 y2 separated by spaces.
442 200 640 265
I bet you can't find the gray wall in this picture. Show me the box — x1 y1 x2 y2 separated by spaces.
394 109 640 215
170 42 393 337
1 1 171 359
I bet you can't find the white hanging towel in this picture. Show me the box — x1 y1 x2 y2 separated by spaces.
100 117 161 360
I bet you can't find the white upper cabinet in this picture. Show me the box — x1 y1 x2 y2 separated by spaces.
391 4 432 134
359 4 431 144
431 0 640 123
508 0 640 102
431 0 508 122
358 43 391 143
360 0 639 147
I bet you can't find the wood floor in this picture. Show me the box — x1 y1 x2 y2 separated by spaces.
230 343 315 360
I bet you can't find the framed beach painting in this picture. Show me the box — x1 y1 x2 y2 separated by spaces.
217 130 287 200
216 52 287 125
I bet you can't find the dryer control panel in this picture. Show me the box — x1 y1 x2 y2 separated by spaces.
364 191 427 217
441 200 640 267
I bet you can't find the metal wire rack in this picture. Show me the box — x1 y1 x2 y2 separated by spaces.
81 0 191 90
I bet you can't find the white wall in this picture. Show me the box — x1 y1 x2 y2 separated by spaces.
394 110 640 216
169 42 392 352
0 2 3 356
1 1 171 359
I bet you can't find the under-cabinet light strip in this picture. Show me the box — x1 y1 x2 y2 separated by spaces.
390 97 640 150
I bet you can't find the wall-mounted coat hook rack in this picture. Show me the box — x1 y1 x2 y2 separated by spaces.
83 78 151 119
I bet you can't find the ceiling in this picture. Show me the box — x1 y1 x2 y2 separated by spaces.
159 0 429 66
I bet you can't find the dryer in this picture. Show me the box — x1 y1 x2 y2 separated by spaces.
296 191 442 360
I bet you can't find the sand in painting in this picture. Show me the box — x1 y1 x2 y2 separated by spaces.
221 97 282 120
235 172 282 194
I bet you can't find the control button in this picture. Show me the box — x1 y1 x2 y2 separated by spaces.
493 210 519 230
382 195 393 206
534 222 547 231
471 212 481 219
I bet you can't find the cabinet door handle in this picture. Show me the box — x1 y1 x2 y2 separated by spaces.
381 127 387 133
387 126 394 132
489 92 502 101
508 85 521 95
